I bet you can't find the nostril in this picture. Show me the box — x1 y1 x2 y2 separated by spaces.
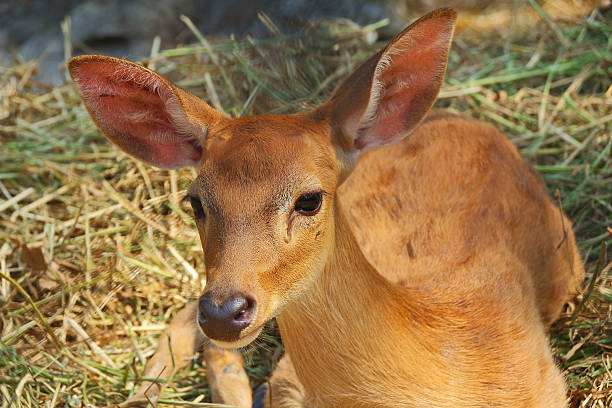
197 310 206 326
198 295 213 320
234 308 246 321
232 295 256 324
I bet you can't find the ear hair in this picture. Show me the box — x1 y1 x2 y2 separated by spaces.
322 8 457 159
69 55 226 169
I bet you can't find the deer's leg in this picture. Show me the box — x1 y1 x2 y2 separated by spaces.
119 301 252 408
204 344 252 407
254 353 305 408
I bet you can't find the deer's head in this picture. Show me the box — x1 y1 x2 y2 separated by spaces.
69 9 456 348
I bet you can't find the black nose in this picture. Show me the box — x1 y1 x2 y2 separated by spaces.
197 293 256 342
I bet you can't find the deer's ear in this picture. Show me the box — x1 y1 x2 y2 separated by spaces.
69 55 227 169
324 8 456 154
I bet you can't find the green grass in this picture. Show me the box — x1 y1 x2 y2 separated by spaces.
0 7 610 408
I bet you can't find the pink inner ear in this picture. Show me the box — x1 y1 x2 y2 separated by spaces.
75 61 202 169
353 13 454 151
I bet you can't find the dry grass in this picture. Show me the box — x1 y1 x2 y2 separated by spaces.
1 7 611 408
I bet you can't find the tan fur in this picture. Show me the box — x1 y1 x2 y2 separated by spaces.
264 355 306 408
269 111 582 407
69 8 585 408
204 343 252 407
341 111 584 327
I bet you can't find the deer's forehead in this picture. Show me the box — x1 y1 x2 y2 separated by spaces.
206 131 305 179
197 148 298 213
204 116 335 179
191 121 335 215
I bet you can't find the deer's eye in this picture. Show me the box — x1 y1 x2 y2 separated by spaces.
189 196 205 219
294 192 322 215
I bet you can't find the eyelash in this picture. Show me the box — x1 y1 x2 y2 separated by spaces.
293 191 323 216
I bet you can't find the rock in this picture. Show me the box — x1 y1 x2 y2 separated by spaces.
0 0 605 84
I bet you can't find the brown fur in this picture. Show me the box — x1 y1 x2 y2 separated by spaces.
69 8 585 408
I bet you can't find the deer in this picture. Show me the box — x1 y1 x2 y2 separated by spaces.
69 8 584 408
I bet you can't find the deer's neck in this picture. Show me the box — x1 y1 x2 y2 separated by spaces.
277 206 443 407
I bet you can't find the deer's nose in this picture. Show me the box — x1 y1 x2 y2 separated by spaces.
197 293 256 341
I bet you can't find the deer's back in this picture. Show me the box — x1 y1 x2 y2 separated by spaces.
339 110 584 326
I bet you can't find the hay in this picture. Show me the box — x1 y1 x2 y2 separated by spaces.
1 9 610 408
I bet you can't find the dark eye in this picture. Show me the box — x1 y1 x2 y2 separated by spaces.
294 192 322 215
189 196 205 219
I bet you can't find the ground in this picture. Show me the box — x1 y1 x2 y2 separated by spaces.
0 8 610 408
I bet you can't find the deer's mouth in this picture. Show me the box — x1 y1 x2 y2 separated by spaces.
209 324 264 349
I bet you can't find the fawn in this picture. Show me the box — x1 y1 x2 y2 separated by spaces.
69 8 584 408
